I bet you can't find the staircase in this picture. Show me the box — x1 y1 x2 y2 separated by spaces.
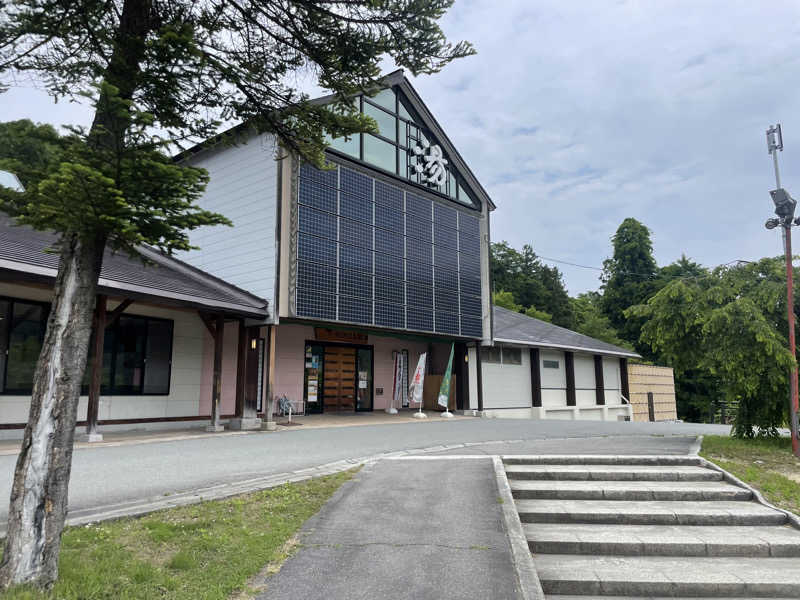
504 455 800 598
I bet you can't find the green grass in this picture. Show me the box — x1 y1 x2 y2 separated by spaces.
700 435 800 515
0 469 355 600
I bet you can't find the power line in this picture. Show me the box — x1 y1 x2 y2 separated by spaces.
533 254 754 282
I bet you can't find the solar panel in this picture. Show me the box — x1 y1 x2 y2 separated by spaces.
435 311 460 335
295 162 483 337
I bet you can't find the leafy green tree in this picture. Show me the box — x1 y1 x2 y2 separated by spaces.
490 241 575 328
601 218 660 354
0 121 63 187
571 292 631 349
493 290 523 313
0 0 472 588
629 257 796 437
659 254 706 281
525 306 552 322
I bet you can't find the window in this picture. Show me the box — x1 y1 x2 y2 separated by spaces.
503 347 522 365
481 347 502 364
90 314 174 395
543 359 559 369
0 299 48 394
323 87 475 207
363 134 397 173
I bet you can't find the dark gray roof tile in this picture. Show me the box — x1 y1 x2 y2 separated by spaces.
492 305 639 357
0 214 268 317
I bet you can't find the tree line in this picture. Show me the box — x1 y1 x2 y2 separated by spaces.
492 217 795 437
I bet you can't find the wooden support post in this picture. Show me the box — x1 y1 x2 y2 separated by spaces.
530 348 542 408
235 319 246 419
620 357 630 403
565 351 576 407
84 295 107 442
207 314 225 432
594 355 605 406
263 324 277 430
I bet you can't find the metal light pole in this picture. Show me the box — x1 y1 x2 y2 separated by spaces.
765 124 800 456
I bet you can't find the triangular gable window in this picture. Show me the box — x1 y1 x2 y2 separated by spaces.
327 86 478 209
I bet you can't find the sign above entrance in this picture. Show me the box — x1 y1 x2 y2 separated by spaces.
314 327 368 344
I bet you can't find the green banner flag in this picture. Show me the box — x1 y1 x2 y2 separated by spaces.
437 344 455 408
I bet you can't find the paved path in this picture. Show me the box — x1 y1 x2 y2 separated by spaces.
256 458 521 600
0 419 728 524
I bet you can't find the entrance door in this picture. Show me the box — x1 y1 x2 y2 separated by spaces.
323 346 356 411
304 344 324 414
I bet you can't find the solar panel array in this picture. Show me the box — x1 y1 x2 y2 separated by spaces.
295 162 483 338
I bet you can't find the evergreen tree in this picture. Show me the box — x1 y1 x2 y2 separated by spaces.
490 241 575 328
0 0 473 588
600 218 659 353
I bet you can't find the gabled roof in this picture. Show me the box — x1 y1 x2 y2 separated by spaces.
0 214 269 318
173 70 495 211
312 70 495 211
492 305 640 358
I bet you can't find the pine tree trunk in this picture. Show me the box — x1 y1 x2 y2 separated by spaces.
0 232 105 588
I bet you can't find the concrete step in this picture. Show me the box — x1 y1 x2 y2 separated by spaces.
505 464 721 482
510 479 751 501
524 523 800 556
535 554 800 596
515 499 787 526
503 455 702 466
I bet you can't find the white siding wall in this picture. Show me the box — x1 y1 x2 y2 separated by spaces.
540 350 567 408
0 282 206 426
603 356 622 404
182 132 279 311
481 345 531 409
573 354 596 407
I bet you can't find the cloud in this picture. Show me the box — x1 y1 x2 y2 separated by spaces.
4 0 800 294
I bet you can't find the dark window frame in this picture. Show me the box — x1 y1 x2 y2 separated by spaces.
91 313 174 397
0 296 50 395
0 295 174 397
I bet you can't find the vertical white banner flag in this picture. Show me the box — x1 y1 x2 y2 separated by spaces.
410 352 427 406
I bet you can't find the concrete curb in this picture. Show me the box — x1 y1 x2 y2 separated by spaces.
492 456 546 600
688 434 703 456
698 456 800 529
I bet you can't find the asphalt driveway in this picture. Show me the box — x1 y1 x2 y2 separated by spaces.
256 458 520 600
0 418 729 526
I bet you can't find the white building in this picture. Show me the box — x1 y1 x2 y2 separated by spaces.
477 306 638 421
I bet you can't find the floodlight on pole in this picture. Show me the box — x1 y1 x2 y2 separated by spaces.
765 123 800 457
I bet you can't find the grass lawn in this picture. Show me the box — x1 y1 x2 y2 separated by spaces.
700 435 800 515
0 469 355 600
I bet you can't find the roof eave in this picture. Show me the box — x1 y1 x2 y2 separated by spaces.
492 336 640 359
0 259 269 319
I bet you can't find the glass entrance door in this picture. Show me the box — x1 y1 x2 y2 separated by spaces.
356 347 373 411
304 344 324 414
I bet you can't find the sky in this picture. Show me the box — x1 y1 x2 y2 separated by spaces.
3 0 800 294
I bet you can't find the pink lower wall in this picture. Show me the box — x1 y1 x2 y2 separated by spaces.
200 321 239 416
272 323 442 411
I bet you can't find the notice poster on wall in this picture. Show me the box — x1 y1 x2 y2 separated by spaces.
307 377 318 403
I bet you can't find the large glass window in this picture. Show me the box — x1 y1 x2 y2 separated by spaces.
0 297 174 396
324 87 476 207
1 300 47 394
363 134 397 173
